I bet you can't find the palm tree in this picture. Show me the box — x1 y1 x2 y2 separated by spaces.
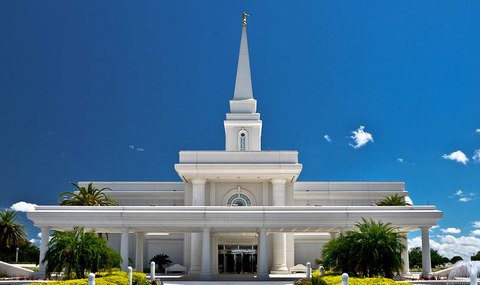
322 218 405 278
376 194 411 206
59 182 118 206
352 218 405 277
43 227 121 279
150 253 172 272
0 209 28 251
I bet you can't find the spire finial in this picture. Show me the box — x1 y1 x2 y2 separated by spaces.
242 12 249 26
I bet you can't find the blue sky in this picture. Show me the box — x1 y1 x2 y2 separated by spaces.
1 1 479 259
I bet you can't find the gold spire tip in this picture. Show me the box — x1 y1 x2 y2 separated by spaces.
242 12 249 26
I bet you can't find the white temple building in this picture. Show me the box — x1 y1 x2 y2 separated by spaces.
28 16 442 280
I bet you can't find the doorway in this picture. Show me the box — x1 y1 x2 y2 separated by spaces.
218 245 257 274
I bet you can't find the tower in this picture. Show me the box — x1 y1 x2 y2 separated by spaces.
224 13 262 151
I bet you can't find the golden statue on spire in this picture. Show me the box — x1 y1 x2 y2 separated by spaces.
242 12 249 26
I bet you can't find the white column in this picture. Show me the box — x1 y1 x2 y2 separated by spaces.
271 178 288 273
191 178 207 206
190 178 207 274
271 178 286 206
258 229 269 280
401 233 410 276
38 227 50 276
272 233 288 272
121 228 129 271
135 232 145 272
200 228 211 280
190 233 202 273
421 227 432 276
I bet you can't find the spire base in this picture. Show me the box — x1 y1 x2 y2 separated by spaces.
229 99 257 113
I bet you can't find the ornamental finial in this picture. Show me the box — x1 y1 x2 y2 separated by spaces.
242 12 249 26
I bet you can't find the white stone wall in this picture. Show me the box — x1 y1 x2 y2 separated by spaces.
214 182 263 206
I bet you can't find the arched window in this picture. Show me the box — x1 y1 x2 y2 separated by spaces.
227 194 251 206
238 129 248 151
223 186 256 206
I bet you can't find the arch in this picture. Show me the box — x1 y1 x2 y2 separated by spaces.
222 186 257 206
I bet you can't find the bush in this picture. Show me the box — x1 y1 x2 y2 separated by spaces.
322 219 404 278
132 272 147 285
302 273 414 285
28 271 147 285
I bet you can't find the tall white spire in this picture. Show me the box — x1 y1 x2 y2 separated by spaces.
233 23 253 100
224 13 262 152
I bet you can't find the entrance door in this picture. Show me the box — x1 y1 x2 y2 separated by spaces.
218 245 257 274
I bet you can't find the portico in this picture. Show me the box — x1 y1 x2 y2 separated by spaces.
29 205 442 278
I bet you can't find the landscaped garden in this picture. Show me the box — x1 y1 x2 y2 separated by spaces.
29 271 148 285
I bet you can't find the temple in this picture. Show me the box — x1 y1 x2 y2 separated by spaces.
28 16 442 280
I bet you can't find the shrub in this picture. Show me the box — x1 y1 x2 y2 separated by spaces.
27 271 147 285
304 273 414 285
132 272 147 285
43 227 122 279
322 219 405 277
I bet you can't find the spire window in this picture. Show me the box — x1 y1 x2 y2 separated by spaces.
238 129 248 151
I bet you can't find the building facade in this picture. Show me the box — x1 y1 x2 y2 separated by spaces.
28 20 442 280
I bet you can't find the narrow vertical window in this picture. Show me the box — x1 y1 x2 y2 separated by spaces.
240 133 246 151
238 129 248 151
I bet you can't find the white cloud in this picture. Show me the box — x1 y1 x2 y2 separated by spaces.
440 228 461 234
10 201 37 212
473 221 480 228
410 235 480 259
475 129 480 133
29 239 39 244
129 145 145 152
397 158 404 163
324 135 331 142
37 232 42 238
471 230 480 236
473 149 480 162
442 150 469 165
349 126 373 149
451 190 477 202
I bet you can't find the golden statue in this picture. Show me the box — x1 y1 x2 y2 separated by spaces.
242 12 249 26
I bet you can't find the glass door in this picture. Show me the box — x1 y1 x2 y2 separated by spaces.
218 245 257 274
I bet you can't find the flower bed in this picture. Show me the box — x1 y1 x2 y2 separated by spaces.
28 271 147 285
295 272 415 285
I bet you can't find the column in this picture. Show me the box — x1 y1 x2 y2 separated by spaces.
258 229 269 280
200 228 211 280
271 178 288 273
271 178 286 206
421 227 432 276
190 178 206 274
191 178 207 206
329 232 339 240
121 228 129 271
401 233 410 276
135 232 145 272
38 227 50 276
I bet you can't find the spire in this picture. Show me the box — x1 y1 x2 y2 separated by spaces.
224 13 262 152
233 13 253 100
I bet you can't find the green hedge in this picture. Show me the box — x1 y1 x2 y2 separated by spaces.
295 272 415 285
28 271 147 285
